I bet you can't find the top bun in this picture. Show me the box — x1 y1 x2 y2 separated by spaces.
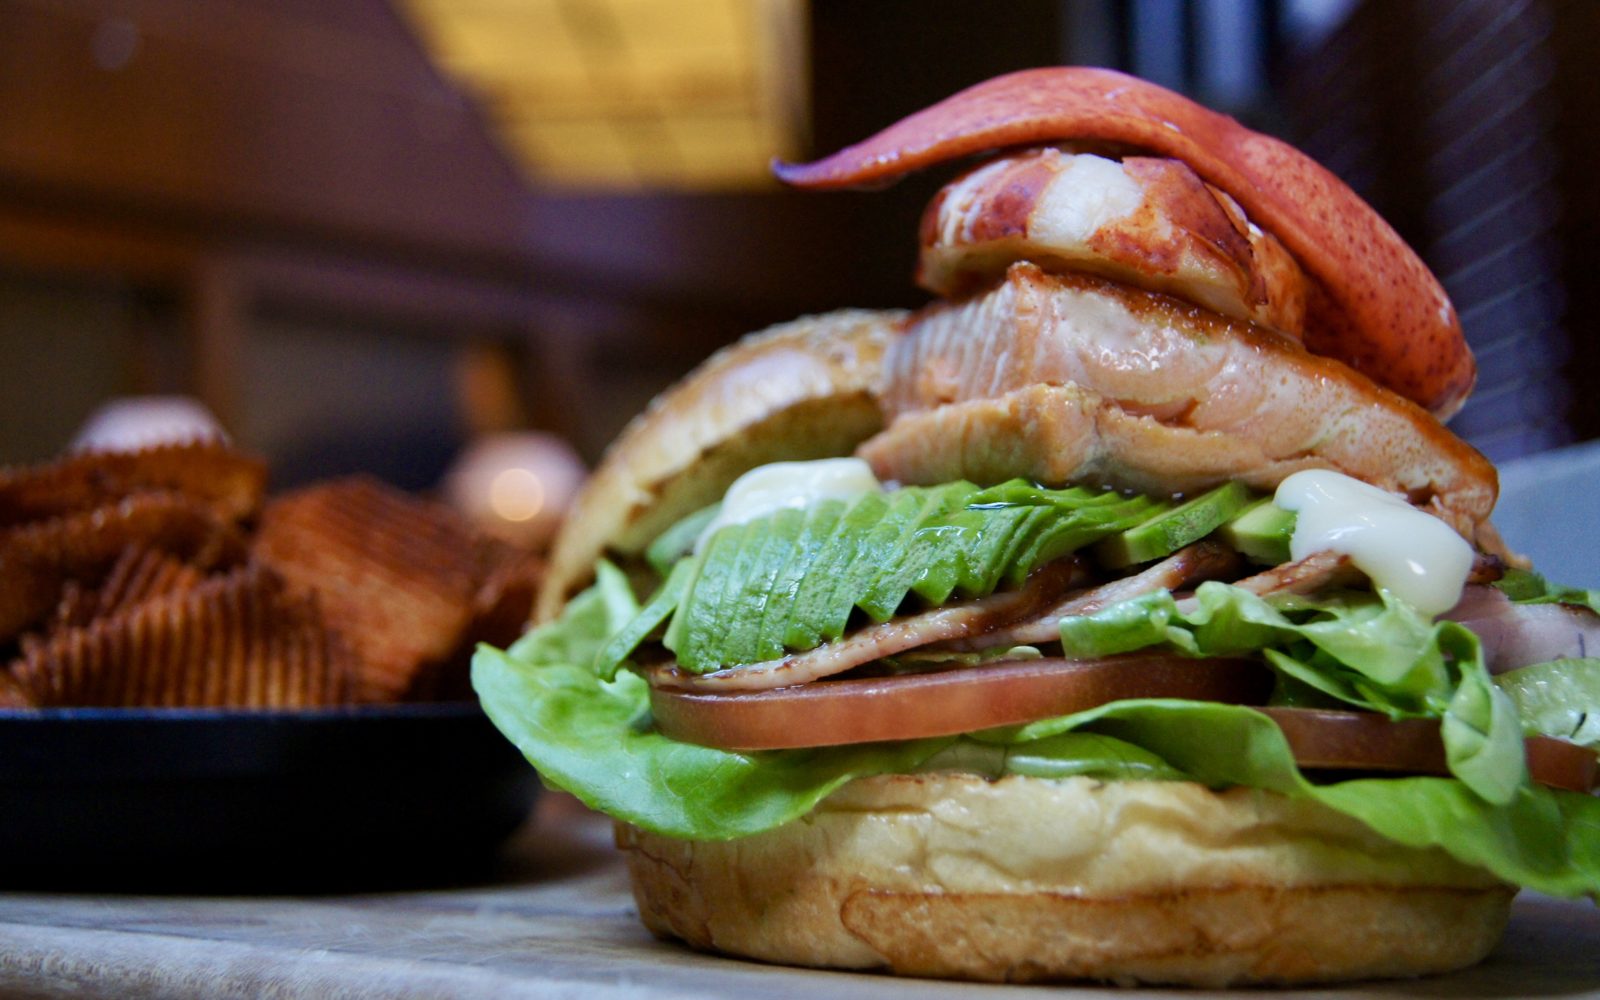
776 67 1473 419
537 309 899 620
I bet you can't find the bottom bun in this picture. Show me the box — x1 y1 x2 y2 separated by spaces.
618 773 1513 986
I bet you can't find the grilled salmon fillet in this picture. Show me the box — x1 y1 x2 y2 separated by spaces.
860 263 1496 539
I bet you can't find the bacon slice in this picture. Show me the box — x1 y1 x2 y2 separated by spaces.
1228 551 1364 599
774 67 1472 416
1224 549 1497 604
946 541 1242 650
1446 585 1600 674
648 560 1085 693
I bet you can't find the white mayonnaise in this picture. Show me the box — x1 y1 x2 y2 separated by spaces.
1273 470 1473 615
696 458 882 553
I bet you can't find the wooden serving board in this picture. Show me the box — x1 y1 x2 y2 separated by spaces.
1 794 1596 999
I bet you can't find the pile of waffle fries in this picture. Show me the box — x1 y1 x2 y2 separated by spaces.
0 442 543 709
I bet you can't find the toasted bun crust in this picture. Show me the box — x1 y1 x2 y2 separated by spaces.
775 67 1473 418
537 310 899 620
619 773 1512 986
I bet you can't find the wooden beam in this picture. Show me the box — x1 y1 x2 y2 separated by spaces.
0 0 533 262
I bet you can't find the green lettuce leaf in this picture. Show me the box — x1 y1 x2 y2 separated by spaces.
915 732 1189 781
1057 582 1527 804
1496 658 1600 747
474 575 1600 896
987 700 1599 897
479 563 948 839
1495 568 1600 615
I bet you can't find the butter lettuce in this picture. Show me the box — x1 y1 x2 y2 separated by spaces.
1058 582 1526 804
1484 572 1600 746
1495 568 1600 615
474 571 1600 897
475 564 943 839
1496 658 1600 747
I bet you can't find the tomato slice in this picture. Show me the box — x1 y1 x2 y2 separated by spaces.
650 655 1271 750
649 657 1598 793
1260 707 1597 793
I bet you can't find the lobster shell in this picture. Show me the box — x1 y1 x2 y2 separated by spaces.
775 67 1474 418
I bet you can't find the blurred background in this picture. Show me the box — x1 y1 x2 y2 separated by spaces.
2 0 1597 547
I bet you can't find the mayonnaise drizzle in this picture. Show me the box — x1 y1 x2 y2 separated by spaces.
696 458 882 553
1274 470 1472 615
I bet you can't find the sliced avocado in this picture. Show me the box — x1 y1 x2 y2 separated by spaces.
1216 496 1297 565
1094 481 1254 568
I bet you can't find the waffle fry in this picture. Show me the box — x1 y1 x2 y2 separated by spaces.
252 476 481 702
10 564 351 708
0 668 34 709
424 536 547 701
46 545 208 632
0 493 244 646
470 539 545 645
0 441 545 709
21 544 211 662
0 441 266 528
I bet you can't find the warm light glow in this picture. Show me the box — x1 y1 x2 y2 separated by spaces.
443 432 587 546
488 467 546 523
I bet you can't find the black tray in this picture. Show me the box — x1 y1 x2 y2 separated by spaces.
0 703 540 892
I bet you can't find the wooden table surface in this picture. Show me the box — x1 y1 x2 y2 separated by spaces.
2 793 1598 999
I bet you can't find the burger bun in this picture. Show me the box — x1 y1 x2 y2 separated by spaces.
619 773 1513 986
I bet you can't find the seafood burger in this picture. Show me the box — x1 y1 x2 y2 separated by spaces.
477 68 1600 986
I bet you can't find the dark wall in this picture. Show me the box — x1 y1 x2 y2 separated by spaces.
1280 0 1598 461
798 0 1070 309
